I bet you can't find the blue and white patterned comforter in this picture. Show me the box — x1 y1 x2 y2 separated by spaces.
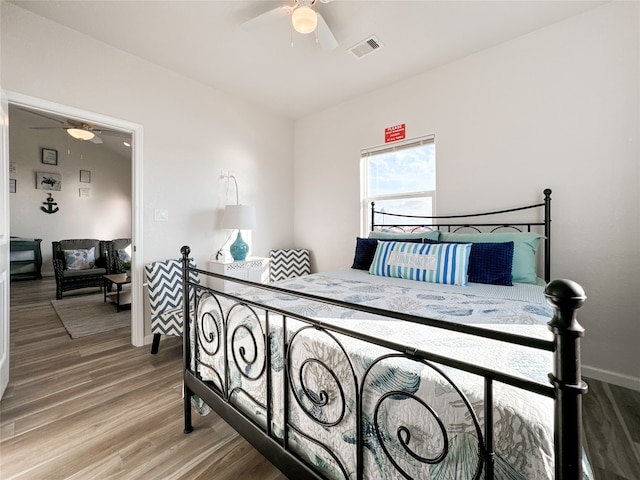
194 269 590 480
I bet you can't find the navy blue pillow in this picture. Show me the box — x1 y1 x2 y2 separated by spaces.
466 242 514 286
467 242 514 286
437 240 514 285
353 238 513 285
351 237 424 270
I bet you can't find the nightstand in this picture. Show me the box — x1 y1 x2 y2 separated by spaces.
10 237 43 281
208 257 270 293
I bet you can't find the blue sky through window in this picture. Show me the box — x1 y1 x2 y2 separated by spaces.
365 142 436 226
367 143 435 197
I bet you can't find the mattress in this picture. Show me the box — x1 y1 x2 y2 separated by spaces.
193 270 590 479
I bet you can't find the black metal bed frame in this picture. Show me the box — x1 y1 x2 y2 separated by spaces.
371 188 552 283
181 189 587 480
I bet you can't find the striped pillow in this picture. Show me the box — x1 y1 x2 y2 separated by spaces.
368 241 472 286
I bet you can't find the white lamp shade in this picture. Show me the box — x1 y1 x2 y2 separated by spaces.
67 128 95 141
222 205 256 230
292 6 317 34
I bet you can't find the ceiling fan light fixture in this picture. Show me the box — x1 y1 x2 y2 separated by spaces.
67 128 95 141
292 6 317 34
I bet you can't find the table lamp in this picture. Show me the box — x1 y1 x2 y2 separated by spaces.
222 204 256 261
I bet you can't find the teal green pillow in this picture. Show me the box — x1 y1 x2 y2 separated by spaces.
369 230 440 241
438 231 543 284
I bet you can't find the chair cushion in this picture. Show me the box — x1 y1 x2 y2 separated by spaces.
63 267 106 278
64 247 96 270
117 248 131 263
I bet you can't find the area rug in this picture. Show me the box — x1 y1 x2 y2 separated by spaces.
51 293 130 338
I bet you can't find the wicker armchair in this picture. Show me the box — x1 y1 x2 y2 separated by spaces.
107 238 132 274
52 239 110 299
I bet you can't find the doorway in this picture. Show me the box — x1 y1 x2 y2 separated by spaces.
6 92 144 347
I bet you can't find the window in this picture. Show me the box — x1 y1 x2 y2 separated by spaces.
361 136 436 233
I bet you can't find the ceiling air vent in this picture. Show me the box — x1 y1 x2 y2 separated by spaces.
348 35 383 59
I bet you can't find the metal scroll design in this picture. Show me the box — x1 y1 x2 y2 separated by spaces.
228 303 267 383
194 292 225 390
286 325 357 479
199 309 222 357
362 354 484 480
194 294 267 410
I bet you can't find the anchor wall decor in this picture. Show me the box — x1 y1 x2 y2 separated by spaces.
41 193 59 214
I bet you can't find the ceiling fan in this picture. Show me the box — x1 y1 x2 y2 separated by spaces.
21 108 126 144
242 0 338 50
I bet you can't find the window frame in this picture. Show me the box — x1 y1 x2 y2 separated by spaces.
360 135 436 234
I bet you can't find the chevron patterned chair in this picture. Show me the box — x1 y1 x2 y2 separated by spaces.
145 258 199 354
269 248 311 282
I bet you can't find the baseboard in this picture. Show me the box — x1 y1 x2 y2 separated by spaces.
582 364 640 392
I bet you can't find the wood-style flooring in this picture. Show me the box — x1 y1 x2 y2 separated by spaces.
1 278 639 479
1 278 286 479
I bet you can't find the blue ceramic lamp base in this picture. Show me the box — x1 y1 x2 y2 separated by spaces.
230 231 249 261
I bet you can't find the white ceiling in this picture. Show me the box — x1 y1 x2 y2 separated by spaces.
10 0 604 120
10 105 133 160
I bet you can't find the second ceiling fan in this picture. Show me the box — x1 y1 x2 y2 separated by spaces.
242 0 338 50
22 108 127 144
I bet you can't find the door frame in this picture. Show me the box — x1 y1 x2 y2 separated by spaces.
6 91 145 347
1 89 10 398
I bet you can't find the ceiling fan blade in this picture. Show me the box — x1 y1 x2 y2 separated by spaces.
30 126 66 130
19 108 66 124
97 129 130 138
241 5 291 31
89 134 103 144
315 12 338 50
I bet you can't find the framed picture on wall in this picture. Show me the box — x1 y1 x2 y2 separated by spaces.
42 148 58 165
80 170 91 183
36 172 62 191
9 179 16 193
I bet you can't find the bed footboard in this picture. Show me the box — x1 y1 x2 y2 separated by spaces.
180 246 587 480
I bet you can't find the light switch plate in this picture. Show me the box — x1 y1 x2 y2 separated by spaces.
154 209 169 222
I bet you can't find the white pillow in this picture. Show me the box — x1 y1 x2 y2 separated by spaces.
368 241 472 286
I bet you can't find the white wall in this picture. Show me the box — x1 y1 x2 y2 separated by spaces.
1 2 294 270
293 2 640 388
3 1 638 388
9 109 131 276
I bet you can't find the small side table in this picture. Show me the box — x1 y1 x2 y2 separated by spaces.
103 273 132 311
208 257 269 293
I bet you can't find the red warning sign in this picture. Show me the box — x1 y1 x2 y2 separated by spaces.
385 124 406 143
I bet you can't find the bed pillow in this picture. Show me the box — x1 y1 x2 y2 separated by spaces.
369 230 440 241
369 241 472 286
351 237 423 270
63 247 96 270
466 242 514 286
438 232 543 284
436 240 514 286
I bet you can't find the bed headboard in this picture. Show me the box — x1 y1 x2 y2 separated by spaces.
370 188 552 282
